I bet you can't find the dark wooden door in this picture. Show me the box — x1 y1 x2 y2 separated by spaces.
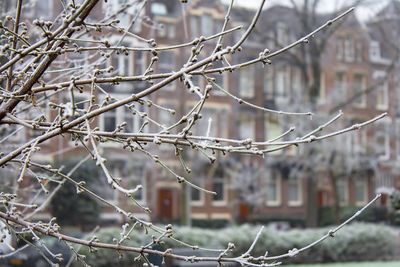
158 189 173 220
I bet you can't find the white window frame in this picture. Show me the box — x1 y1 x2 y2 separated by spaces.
375 118 391 161
344 37 355 62
374 71 389 110
275 66 289 98
239 113 256 140
134 50 146 76
126 162 146 205
334 71 347 103
158 50 176 90
190 178 205 206
209 59 229 96
239 65 255 98
276 22 288 45
336 37 344 61
265 115 283 155
353 73 366 107
266 173 282 207
287 177 303 207
370 41 381 61
66 92 90 146
264 68 274 98
99 94 145 146
212 176 228 206
192 103 230 139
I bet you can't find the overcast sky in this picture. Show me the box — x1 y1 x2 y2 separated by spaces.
222 0 392 22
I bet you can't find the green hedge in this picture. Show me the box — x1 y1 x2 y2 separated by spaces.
78 223 397 266
318 206 388 226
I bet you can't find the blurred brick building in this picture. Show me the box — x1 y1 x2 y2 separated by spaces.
1 0 400 227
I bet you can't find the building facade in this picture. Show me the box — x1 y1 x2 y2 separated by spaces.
1 0 400 227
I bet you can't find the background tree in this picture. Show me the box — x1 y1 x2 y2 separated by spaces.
50 159 100 230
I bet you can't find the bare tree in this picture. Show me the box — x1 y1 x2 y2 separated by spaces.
0 0 385 266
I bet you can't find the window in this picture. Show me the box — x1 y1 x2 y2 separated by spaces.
191 186 201 202
266 172 281 206
353 74 366 106
151 2 167 15
336 38 344 60
191 178 204 205
374 72 389 109
158 51 174 73
196 108 216 138
201 14 213 36
264 69 274 98
134 51 145 76
190 16 200 38
347 125 366 155
344 37 355 62
212 176 226 204
158 51 175 90
239 112 255 140
355 41 363 62
292 67 302 92
126 164 145 202
337 179 348 206
275 67 289 97
100 96 146 135
265 115 283 155
374 120 390 161
334 72 347 102
276 22 288 45
194 106 229 138
158 104 175 128
288 177 302 206
239 64 255 98
266 31 275 50
370 41 380 61
355 178 368 206
103 108 117 132
112 42 133 77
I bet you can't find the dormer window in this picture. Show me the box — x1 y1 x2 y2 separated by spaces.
370 41 380 61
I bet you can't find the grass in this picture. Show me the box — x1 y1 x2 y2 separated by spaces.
284 262 400 267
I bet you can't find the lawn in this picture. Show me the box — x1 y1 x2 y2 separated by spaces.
284 262 400 267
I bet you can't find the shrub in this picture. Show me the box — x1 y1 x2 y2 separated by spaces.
318 206 388 226
50 159 100 229
79 222 397 266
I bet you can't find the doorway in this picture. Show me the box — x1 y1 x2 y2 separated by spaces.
158 188 173 220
